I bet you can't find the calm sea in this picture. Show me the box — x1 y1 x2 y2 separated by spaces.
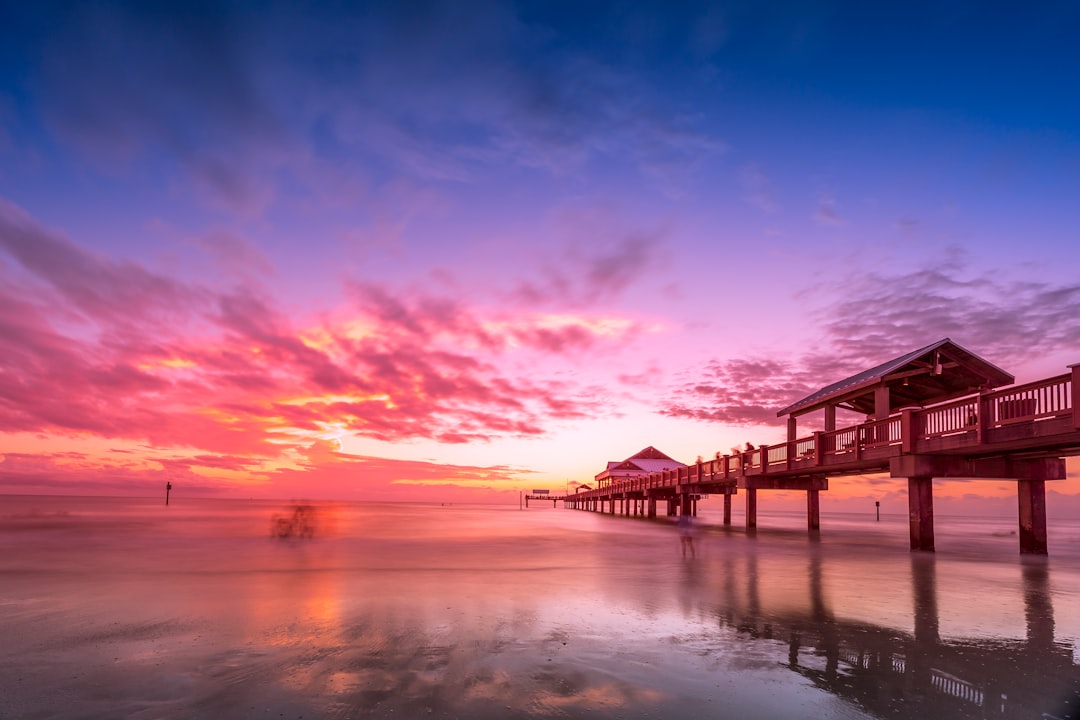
1 494 1077 719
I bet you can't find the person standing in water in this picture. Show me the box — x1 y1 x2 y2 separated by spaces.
677 514 696 558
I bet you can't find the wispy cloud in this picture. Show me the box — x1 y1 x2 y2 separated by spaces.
660 254 1080 428
509 210 670 307
32 3 290 216
17 2 727 217
814 192 845 226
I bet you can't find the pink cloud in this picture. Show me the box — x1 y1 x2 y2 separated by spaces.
0 199 635 496
0 447 534 503
0 451 233 497
262 449 530 502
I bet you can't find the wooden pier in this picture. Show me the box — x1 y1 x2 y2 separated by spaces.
557 340 1080 555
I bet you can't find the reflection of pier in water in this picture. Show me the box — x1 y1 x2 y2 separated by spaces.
697 553 1077 719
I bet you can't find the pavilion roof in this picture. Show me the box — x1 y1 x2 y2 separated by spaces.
776 338 1013 418
596 446 686 480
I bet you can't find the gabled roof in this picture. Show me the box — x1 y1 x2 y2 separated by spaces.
776 338 1013 418
627 446 680 462
595 446 686 481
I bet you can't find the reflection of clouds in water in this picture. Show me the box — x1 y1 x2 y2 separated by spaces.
3 498 1079 719
255 611 676 718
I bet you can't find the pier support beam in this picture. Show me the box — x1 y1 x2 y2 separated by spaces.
647 498 656 518
1018 479 1047 555
908 476 935 552
893 455 1064 554
746 488 757 529
807 488 820 530
723 489 732 526
742 477 825 532
680 493 692 517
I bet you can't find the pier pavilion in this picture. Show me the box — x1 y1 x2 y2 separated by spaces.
773 338 1019 551
587 446 690 517
595 446 686 489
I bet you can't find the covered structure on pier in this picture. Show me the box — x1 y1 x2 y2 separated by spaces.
594 446 685 489
776 338 1014 434
772 338 1065 554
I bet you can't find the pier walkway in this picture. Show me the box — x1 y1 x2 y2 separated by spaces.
558 341 1080 555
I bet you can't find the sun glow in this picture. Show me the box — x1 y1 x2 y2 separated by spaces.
282 393 394 408
138 356 198 371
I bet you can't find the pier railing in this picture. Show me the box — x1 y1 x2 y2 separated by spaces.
574 369 1078 500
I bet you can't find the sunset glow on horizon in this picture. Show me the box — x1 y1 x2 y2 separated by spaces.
2 2 1079 512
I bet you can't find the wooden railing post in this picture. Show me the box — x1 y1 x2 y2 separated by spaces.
760 444 768 475
975 390 989 443
901 409 916 454
813 431 824 466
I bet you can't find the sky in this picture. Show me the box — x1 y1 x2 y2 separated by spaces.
1 1 1079 512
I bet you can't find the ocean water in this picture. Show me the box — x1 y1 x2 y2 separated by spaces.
0 494 1077 719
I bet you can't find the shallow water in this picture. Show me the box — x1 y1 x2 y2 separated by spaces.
0 495 1077 719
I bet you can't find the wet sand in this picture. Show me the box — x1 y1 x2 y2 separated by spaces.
1 496 1077 719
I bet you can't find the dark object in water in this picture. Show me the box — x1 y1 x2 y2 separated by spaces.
271 504 316 539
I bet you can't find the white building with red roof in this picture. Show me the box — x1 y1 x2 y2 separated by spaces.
593 446 686 490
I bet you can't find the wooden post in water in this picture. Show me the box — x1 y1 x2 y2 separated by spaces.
908 476 935 551
875 500 880 521
165 481 172 506
1017 479 1048 555
746 488 757 529
807 487 820 530
722 487 732 526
